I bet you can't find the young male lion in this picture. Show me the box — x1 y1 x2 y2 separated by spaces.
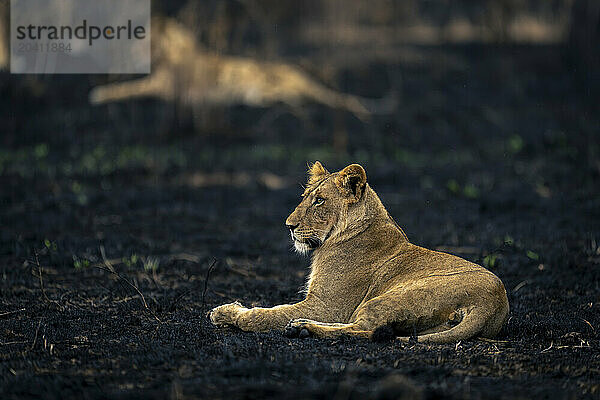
210 162 509 343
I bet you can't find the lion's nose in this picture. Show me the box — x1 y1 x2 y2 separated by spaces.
286 223 299 231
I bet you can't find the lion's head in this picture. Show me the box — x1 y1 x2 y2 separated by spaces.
285 162 367 254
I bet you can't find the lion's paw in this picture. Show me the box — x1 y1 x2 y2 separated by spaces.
209 301 246 327
284 319 312 339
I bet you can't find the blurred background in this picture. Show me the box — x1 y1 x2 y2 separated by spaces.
1 0 598 252
1 1 599 398
0 0 597 178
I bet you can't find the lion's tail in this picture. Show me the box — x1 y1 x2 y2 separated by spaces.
396 305 506 344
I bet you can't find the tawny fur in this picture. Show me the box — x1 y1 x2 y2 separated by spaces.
210 162 509 343
0 0 7 70
89 18 395 120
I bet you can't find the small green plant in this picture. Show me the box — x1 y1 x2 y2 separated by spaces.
507 134 524 154
462 184 479 199
123 254 139 268
71 181 88 205
446 180 479 199
143 256 160 273
43 238 57 252
446 179 460 194
71 181 82 193
526 250 539 261
73 255 90 269
483 254 498 269
34 143 49 159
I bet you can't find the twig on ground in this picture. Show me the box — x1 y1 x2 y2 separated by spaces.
0 308 26 318
512 280 530 293
94 264 149 309
477 337 510 343
98 246 148 309
582 318 595 333
556 344 591 349
33 250 63 310
168 289 192 313
30 319 42 351
99 245 116 273
90 250 204 271
541 341 554 353
113 296 140 304
95 264 162 324
97 247 161 323
35 249 48 300
201 259 218 314
226 265 255 277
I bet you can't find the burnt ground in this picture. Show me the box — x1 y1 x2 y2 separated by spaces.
1 43 600 399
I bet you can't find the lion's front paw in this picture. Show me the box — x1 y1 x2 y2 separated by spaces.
209 301 247 327
284 319 312 339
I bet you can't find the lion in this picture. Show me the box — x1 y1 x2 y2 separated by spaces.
88 17 394 121
209 162 509 343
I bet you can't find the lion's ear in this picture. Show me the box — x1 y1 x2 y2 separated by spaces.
307 161 329 184
335 164 367 202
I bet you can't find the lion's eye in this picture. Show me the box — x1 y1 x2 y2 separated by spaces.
314 197 325 206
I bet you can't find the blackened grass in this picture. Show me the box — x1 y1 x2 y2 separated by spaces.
202 259 218 315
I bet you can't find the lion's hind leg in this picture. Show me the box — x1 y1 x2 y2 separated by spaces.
285 319 373 339
394 306 496 344
283 311 465 341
